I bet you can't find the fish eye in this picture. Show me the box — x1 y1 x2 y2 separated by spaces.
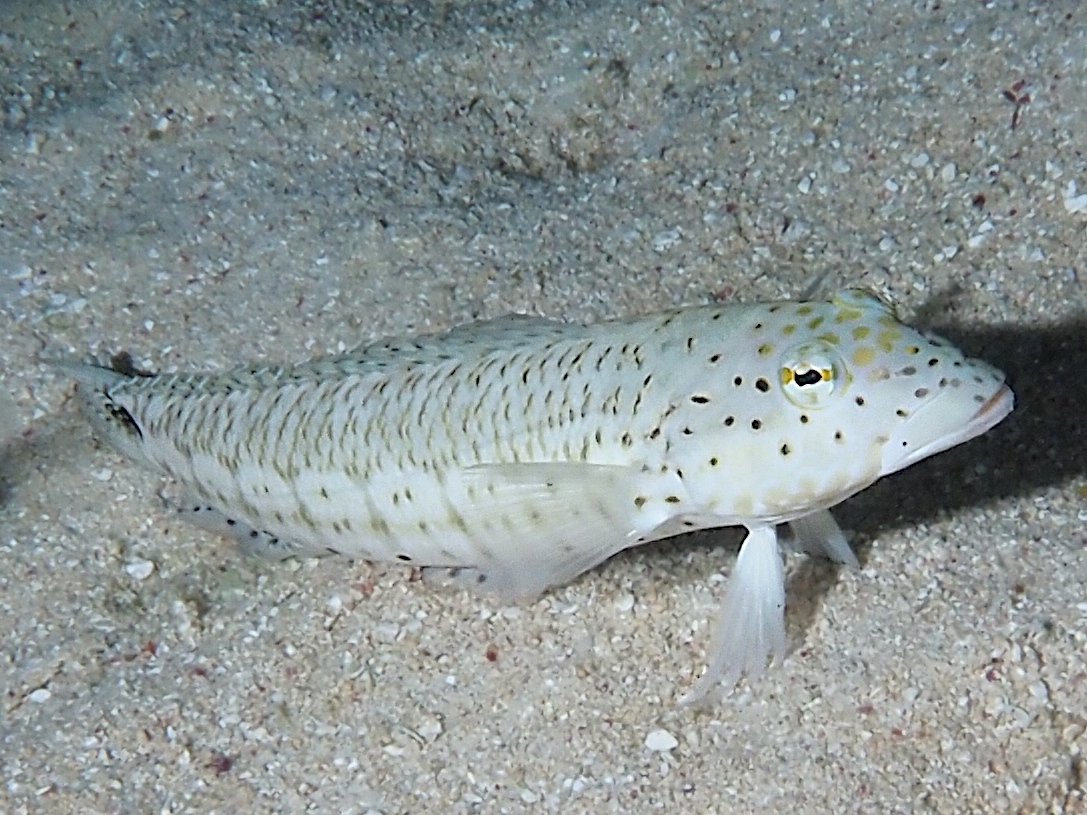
780 342 840 408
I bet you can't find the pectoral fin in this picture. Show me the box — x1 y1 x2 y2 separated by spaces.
787 508 858 568
423 462 643 602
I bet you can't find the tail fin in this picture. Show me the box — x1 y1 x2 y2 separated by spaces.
51 359 155 468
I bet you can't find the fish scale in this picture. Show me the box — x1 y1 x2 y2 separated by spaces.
60 289 1013 703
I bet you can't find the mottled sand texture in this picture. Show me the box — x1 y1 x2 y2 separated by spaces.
2 1 1085 813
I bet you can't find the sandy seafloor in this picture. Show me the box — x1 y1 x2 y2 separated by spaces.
1 0 1086 813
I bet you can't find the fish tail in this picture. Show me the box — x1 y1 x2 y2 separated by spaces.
51 359 155 467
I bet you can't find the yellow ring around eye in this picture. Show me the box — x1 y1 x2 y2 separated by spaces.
779 341 842 409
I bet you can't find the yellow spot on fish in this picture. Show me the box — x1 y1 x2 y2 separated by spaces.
834 308 863 323
808 316 825 329
877 329 901 352
782 324 796 336
796 305 813 316
817 332 841 346
852 326 871 340
758 343 774 356
852 346 877 366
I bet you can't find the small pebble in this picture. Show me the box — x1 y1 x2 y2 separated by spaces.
29 688 51 703
652 228 681 253
125 559 155 580
645 728 679 752
1063 181 1087 214
417 716 443 740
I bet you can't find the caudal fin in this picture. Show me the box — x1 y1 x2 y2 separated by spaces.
51 358 154 467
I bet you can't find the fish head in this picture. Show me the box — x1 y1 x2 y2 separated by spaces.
672 289 1014 522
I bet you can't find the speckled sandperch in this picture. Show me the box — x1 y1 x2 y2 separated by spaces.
58 289 1014 703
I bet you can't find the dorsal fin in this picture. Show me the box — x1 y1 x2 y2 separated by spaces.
335 313 582 366
268 313 587 381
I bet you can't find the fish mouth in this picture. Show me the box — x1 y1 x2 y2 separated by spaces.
880 382 1015 476
970 383 1016 436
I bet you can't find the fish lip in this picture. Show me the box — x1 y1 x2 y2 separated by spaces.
971 383 1015 434
880 382 1014 476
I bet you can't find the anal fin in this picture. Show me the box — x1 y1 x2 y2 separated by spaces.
177 500 296 559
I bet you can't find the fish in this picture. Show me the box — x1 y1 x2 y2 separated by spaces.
57 289 1014 702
